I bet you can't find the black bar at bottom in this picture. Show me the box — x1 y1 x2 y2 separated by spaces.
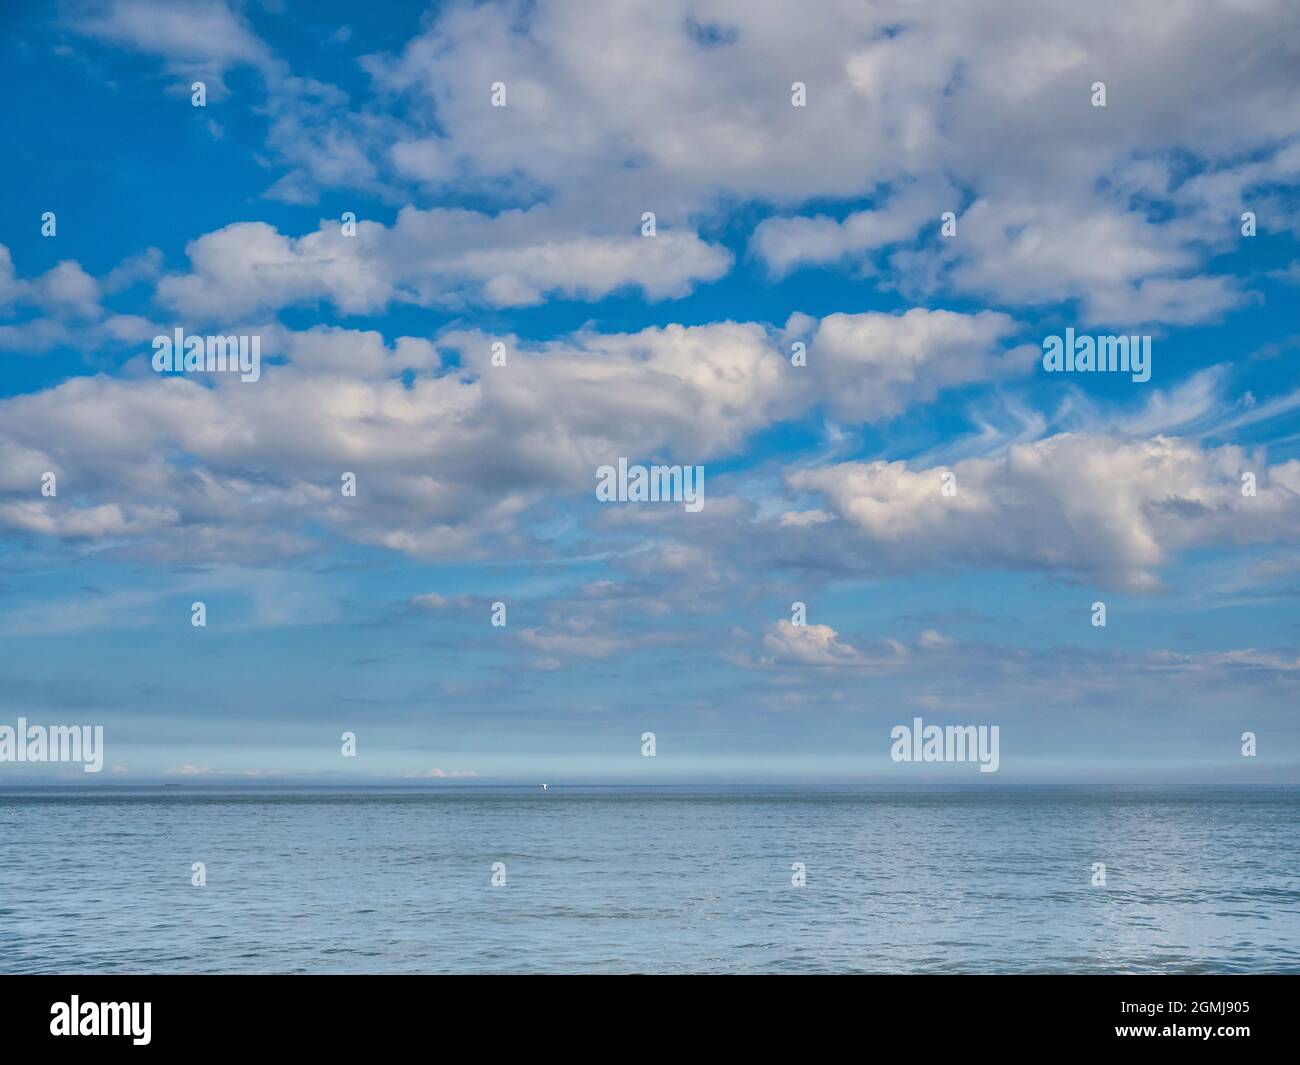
0 974 1289 1053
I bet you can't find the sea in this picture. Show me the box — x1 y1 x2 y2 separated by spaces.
1 785 1297 973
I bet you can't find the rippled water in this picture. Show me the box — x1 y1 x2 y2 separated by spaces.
1 785 1296 973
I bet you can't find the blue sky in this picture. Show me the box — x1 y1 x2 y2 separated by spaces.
1 0 1299 783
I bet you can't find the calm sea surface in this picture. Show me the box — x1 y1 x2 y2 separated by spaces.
1 785 1297 973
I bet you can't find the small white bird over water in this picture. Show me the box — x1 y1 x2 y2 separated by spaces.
541 784 548 791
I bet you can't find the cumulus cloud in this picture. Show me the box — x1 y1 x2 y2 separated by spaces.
752 620 970 672
751 626 1300 722
68 1 1300 318
0 307 1079 561
750 182 945 278
356 0 1299 319
0 248 103 328
0 244 163 355
0 500 177 539
762 619 905 667
795 307 1036 421
23 0 1300 776
785 433 1300 590
155 209 731 317
0 322 773 558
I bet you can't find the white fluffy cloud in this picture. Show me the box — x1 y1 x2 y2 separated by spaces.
68 0 1300 319
761 619 907 668
785 434 1300 590
0 244 163 354
0 307 1029 559
156 209 732 317
793 307 1035 422
357 0 1300 320
32 1 1300 591
68 0 278 96
751 182 948 278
